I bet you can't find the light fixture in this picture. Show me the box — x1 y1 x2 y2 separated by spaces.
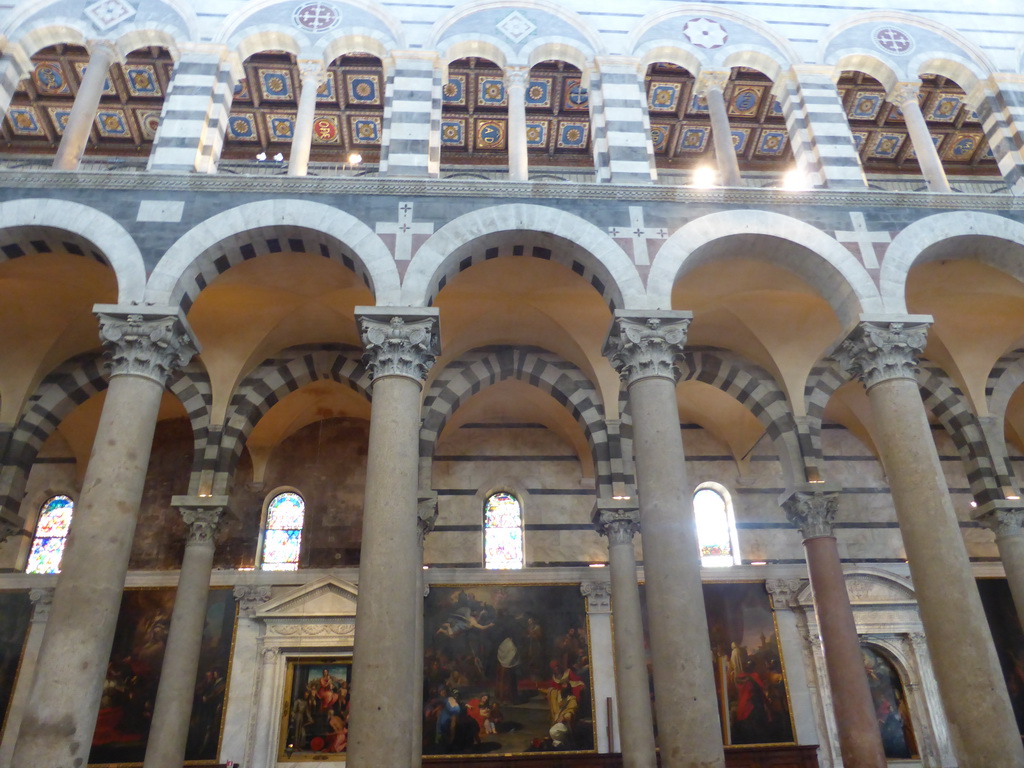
750 561 767 566
970 501 978 508
255 152 267 162
348 152 362 165
691 165 717 189
1009 495 1021 501
588 563 606 568
273 152 284 162
422 565 429 570
781 168 808 191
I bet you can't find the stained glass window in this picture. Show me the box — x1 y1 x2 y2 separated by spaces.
26 495 74 574
694 485 740 567
484 491 524 569
261 491 305 571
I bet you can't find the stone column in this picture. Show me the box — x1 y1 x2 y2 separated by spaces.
288 60 327 177
505 66 529 181
695 69 741 187
764 580 820 747
781 488 886 768
412 494 437 768
603 311 725 768
833 317 1024 767
11 307 197 768
346 308 440 768
594 499 657 768
54 40 120 170
142 495 227 768
974 500 1024 621
888 83 951 193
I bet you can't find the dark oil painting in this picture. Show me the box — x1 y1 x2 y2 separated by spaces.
279 659 352 760
423 585 594 756
0 591 32 734
640 581 795 746
978 577 1024 735
88 587 236 766
861 644 918 758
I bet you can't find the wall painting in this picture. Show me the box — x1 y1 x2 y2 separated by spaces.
0 591 32 736
978 577 1024 735
279 658 352 761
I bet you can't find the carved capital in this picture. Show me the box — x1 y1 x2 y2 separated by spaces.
418 494 439 541
593 499 640 545
86 39 123 66
174 494 227 546
765 578 804 610
30 587 54 622
0 512 20 544
581 581 612 613
505 66 530 89
262 645 282 663
603 311 691 386
781 488 838 540
357 309 440 383
95 306 198 385
973 499 1024 540
695 69 730 97
832 319 929 390
234 585 272 617
297 59 328 85
888 81 921 108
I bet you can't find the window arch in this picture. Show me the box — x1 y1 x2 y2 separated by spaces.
693 482 741 567
259 490 305 571
483 491 524 569
26 495 75 574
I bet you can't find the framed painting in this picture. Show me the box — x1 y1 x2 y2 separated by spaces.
640 581 796 746
0 591 32 736
978 578 1024 735
422 585 594 757
861 644 919 758
88 587 236 766
278 658 352 761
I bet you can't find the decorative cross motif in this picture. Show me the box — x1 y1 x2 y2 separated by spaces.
375 201 434 261
608 206 668 266
834 212 890 269
873 26 914 55
293 2 341 33
84 0 136 31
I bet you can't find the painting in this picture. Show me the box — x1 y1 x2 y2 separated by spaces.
640 582 795 746
0 591 32 734
423 585 594 756
861 644 918 758
88 588 236 766
279 659 352 760
978 578 1024 735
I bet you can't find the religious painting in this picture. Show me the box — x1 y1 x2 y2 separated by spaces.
0 591 32 734
422 585 594 756
278 658 352 760
639 582 795 746
88 587 236 766
978 578 1024 735
861 644 918 758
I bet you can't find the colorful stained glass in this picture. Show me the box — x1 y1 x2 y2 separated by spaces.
262 492 304 570
26 495 74 574
484 492 524 569
694 487 735 566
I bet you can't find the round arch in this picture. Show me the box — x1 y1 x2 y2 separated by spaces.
146 199 402 310
402 203 643 309
648 210 881 325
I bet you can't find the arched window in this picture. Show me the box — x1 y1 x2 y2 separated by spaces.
694 483 741 567
260 491 305 571
26 495 74 574
484 491 524 569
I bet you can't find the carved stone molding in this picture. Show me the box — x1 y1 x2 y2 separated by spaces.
30 587 54 622
357 310 440 382
234 585 272 617
268 622 356 636
781 488 838 540
765 578 804 610
581 581 612 613
603 310 692 386
95 307 198 385
832 319 929 390
261 645 282 662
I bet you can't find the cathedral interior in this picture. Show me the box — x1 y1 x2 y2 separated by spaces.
1 1 1024 767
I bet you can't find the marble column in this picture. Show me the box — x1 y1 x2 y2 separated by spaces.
505 66 529 181
346 308 440 768
974 500 1024 621
288 61 327 177
54 40 120 170
11 307 197 768
594 498 657 768
781 488 886 768
834 317 1024 767
142 495 227 768
603 311 725 768
888 83 951 193
412 494 437 768
695 69 741 187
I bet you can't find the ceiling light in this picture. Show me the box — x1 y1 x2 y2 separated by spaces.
692 165 717 188
782 168 808 191
348 152 362 165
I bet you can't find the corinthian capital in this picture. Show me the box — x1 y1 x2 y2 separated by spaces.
888 81 921 108
593 498 640 545
695 69 730 97
603 310 691 386
504 66 529 89
174 494 228 546
831 317 930 390
95 305 198 385
418 493 439 541
765 578 804 610
973 499 1024 540
781 486 839 540
356 307 440 382
297 59 328 85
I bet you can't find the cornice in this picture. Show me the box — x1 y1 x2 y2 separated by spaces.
0 170 1018 211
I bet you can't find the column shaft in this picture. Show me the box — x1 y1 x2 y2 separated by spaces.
381 54 441 177
804 535 886 767
891 84 951 193
607 529 657 768
506 68 529 181
700 77 741 187
54 43 117 170
868 375 1022 765
288 68 322 177
996 531 1024 628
